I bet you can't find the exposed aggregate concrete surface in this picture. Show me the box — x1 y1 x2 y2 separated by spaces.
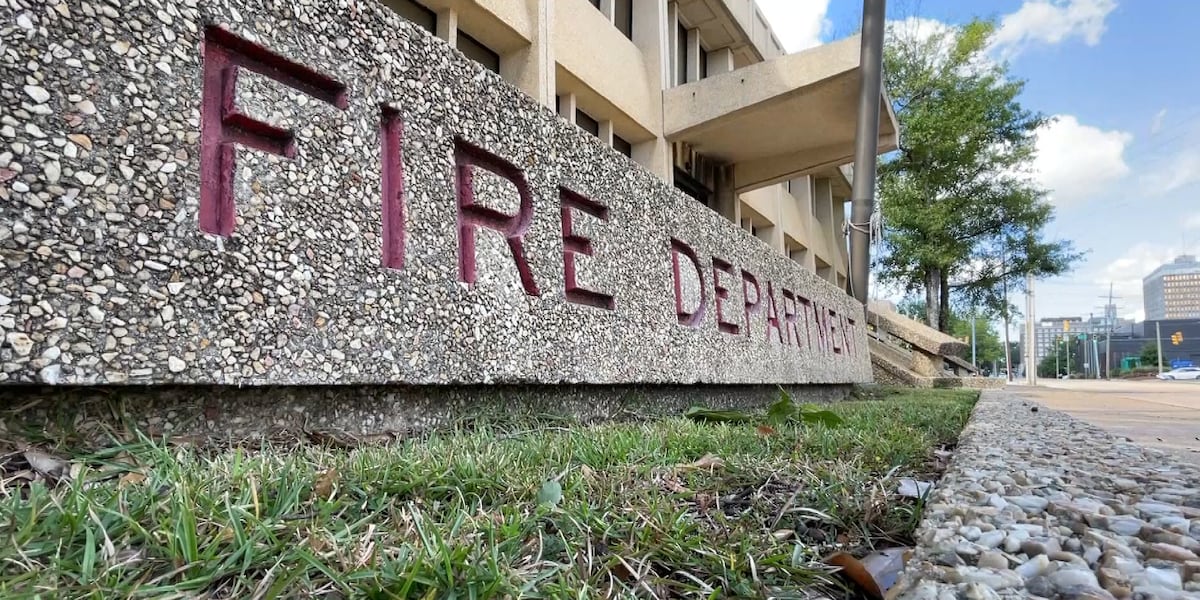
896 390 1200 600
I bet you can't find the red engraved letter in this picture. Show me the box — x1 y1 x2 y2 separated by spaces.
560 187 614 310
828 308 843 354
380 106 406 270
812 302 830 354
844 316 858 357
764 281 784 345
670 238 707 327
712 257 740 335
199 26 349 237
796 294 815 351
781 288 799 347
741 270 762 339
454 138 540 296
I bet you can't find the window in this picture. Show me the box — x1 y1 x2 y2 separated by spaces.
676 21 688 85
575 109 600 137
613 134 632 157
674 167 712 207
457 31 499 73
615 0 633 39
588 0 601 7
391 0 436 33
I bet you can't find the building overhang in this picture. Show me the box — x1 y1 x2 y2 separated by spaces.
663 35 899 193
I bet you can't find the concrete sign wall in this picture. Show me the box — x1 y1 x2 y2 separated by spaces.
0 1 870 387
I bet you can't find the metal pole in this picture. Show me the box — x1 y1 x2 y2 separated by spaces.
970 313 977 367
848 0 887 305
1055 339 1059 378
1157 321 1164 374
1106 283 1113 379
1002 250 1012 381
1026 273 1036 385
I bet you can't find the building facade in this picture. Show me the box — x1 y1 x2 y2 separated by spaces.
1144 255 1200 321
384 0 898 288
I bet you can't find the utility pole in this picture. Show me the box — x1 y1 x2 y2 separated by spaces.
1002 251 1012 382
1157 321 1165 374
847 0 886 305
1025 273 1036 385
1106 284 1115 379
970 310 977 367
1055 338 1060 378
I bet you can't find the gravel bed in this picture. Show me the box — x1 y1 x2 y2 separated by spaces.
894 389 1200 600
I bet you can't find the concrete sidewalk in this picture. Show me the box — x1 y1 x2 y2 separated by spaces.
1011 379 1200 463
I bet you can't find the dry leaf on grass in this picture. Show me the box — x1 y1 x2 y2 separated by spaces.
313 468 339 500
119 471 147 488
676 453 726 472
755 425 777 437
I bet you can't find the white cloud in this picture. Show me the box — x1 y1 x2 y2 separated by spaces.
1097 242 1199 318
991 0 1118 59
756 0 831 53
1187 214 1200 230
1151 108 1168 135
1143 148 1200 195
1032 115 1132 206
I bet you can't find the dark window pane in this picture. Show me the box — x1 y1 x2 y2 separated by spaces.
676 22 687 85
615 0 633 39
613 135 633 157
390 0 436 33
575 109 600 137
457 31 500 73
589 0 601 8
701 48 708 79
674 167 712 207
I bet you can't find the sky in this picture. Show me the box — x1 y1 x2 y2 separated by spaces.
756 0 1200 326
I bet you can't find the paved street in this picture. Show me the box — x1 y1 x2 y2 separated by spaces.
1012 378 1200 462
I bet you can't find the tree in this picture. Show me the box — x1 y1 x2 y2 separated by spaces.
1139 342 1159 368
876 19 1083 332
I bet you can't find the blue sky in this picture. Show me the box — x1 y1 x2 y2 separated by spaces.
758 0 1200 324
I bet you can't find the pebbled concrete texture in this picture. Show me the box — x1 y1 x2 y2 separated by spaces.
0 383 853 442
0 0 869 388
896 389 1200 600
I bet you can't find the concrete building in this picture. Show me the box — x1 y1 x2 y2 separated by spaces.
383 0 899 289
1144 255 1200 321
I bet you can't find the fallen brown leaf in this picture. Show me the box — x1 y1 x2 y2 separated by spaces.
119 471 147 488
677 453 726 472
313 468 338 500
756 424 777 437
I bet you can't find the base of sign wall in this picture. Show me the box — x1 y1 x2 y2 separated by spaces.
1 384 854 445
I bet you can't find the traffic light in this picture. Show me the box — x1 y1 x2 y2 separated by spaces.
1063 320 1071 332
1171 332 1184 346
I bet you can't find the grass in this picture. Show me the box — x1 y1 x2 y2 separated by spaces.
0 388 977 599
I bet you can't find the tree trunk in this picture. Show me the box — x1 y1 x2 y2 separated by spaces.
924 268 941 329
939 274 951 333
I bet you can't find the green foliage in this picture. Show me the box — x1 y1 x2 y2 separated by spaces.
877 18 1083 329
536 479 563 507
1140 342 1159 367
689 388 844 428
0 391 978 598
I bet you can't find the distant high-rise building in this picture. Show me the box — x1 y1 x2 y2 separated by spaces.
1144 255 1200 320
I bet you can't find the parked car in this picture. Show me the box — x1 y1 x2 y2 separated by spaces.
1157 367 1200 380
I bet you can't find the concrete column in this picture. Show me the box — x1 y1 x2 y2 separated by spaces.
557 92 577 124
813 177 835 243
598 119 615 147
707 47 734 76
686 28 702 83
501 0 554 109
666 2 680 86
713 164 738 224
436 8 458 46
632 0 671 180
599 0 615 22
